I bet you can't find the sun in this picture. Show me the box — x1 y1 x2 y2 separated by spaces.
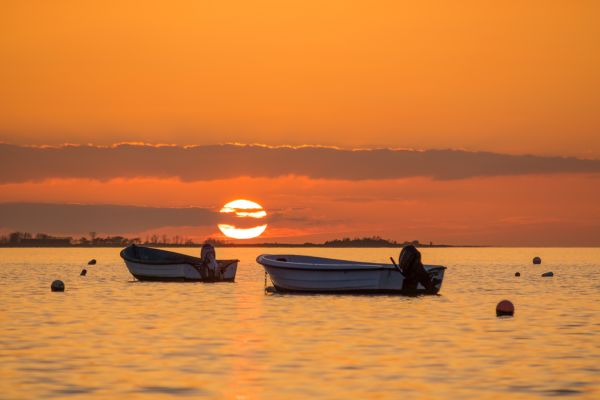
218 199 267 239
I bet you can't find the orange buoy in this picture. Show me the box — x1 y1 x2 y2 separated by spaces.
496 300 514 317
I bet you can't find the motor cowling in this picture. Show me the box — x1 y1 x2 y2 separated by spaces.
399 245 435 294
201 243 216 264
201 243 220 279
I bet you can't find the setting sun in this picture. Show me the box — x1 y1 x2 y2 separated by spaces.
218 199 267 239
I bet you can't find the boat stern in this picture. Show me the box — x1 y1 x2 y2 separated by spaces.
218 260 239 281
425 266 446 294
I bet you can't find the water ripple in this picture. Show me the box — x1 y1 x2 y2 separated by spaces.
1 247 599 399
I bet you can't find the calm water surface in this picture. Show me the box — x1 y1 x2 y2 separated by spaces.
1 247 599 399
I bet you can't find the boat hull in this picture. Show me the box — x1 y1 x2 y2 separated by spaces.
257 254 445 294
120 245 238 282
124 259 238 282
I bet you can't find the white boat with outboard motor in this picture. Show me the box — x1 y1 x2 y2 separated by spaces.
256 253 446 294
121 244 238 282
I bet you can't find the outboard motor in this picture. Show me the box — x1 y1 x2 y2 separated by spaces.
399 245 434 294
201 243 219 279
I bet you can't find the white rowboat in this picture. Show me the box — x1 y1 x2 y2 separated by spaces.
256 254 446 294
121 245 238 282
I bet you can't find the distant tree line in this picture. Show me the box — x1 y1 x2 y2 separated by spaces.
0 231 198 247
0 232 440 248
322 236 422 247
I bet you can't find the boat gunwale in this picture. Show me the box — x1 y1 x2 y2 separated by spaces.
257 254 446 272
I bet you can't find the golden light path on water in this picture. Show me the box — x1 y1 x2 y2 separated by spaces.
218 199 267 239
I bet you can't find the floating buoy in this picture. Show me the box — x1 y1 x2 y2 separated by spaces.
541 271 554 277
515 272 520 277
533 257 542 265
51 280 65 292
80 269 87 276
496 300 514 317
88 259 97 265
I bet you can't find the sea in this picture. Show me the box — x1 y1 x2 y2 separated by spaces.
1 247 599 399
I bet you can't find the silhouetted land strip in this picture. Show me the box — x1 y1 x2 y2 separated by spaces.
0 232 476 248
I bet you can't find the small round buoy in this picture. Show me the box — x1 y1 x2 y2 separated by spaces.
51 280 65 292
515 272 520 277
80 269 87 276
496 300 514 317
88 259 97 265
532 257 541 265
541 271 554 277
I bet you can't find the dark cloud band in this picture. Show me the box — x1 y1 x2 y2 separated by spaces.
1 143 599 183
0 202 283 234
0 203 219 233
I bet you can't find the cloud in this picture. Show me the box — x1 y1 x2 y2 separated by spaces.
0 203 219 234
0 202 302 235
1 143 599 183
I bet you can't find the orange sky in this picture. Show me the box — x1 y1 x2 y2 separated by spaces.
1 2 599 245
1 173 599 246
1 1 599 156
